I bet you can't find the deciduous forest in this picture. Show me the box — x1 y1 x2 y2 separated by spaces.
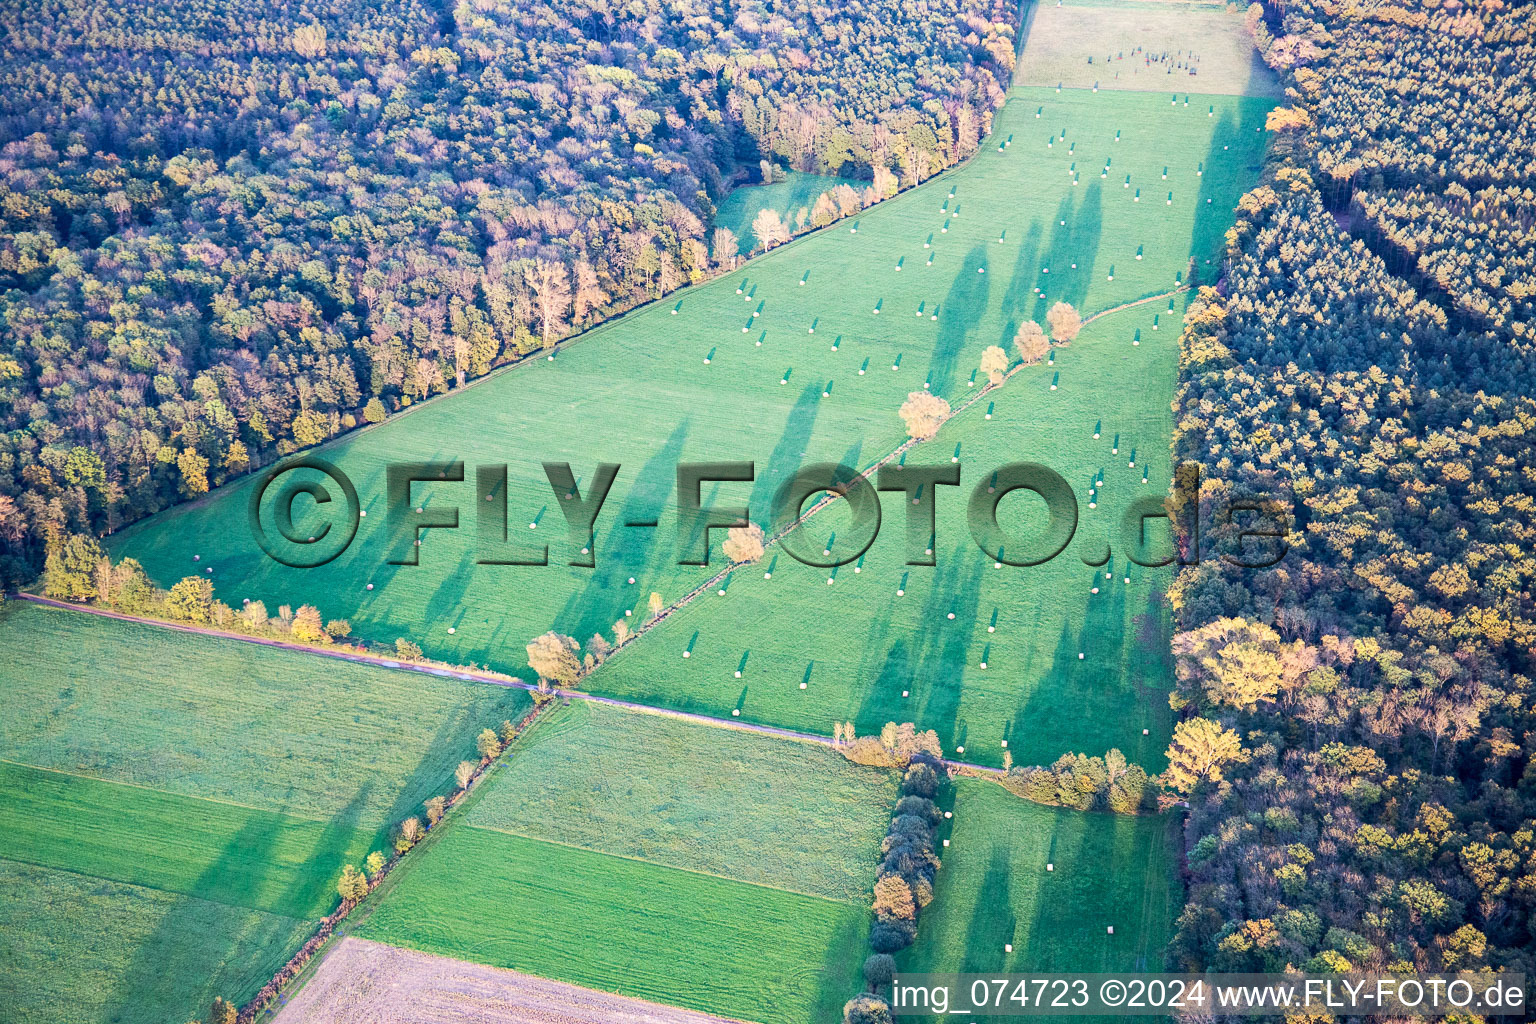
0 0 1017 581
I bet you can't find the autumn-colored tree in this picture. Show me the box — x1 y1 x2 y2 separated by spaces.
1171 618 1299 711
873 874 916 920
979 345 1008 384
752 208 791 250
290 605 328 644
711 227 739 267
529 259 571 348
526 631 580 687
1045 301 1082 343
1163 718 1244 794
722 522 767 563
166 576 214 623
364 851 387 879
395 816 424 852
336 864 368 902
1013 320 1050 364
898 391 950 439
476 727 503 760
43 533 104 601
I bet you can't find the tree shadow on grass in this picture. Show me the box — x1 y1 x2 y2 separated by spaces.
928 244 992 396
551 420 690 647
911 550 984 751
102 786 368 1024
810 911 876 1024
958 844 1016 973
1045 183 1104 312
998 219 1045 347
750 383 824 516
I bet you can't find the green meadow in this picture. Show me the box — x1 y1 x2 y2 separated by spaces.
905 777 1180 977
592 297 1189 770
107 88 1274 746
0 860 313 1024
464 700 896 903
714 169 849 249
356 702 891 1023
0 602 529 1024
357 827 871 1024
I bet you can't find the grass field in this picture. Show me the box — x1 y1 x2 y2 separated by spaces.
1 761 372 920
903 778 1180 977
714 170 848 250
0 601 530 1024
1015 0 1282 97
0 602 527 823
351 701 891 1023
464 701 895 902
106 86 1274 737
357 827 870 1024
0 860 313 1024
590 296 1188 770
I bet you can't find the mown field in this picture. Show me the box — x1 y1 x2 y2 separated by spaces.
356 703 890 1024
0 602 529 1024
107 86 1273 748
1015 0 1282 97
0 860 313 1024
357 827 870 1024
592 297 1188 770
464 700 895 903
904 778 1179 977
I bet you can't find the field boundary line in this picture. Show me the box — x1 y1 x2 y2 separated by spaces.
0 851 316 922
0 756 365 827
455 820 872 909
12 595 1017 779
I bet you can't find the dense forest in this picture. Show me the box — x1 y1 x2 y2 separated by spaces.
0 0 1019 581
1168 0 1536 980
